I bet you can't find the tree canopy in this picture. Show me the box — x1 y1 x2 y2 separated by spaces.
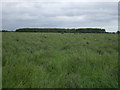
16 28 106 33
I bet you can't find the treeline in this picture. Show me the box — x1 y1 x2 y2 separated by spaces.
1 30 9 32
16 28 106 33
1 30 14 32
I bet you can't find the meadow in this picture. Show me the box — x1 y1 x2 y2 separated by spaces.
2 32 118 88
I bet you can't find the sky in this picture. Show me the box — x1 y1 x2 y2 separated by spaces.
1 1 118 32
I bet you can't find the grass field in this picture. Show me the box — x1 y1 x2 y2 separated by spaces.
2 32 118 88
0 32 2 89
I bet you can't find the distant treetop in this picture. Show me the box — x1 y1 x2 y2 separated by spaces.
16 28 106 33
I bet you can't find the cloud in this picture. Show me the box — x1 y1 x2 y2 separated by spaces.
2 2 118 32
1 0 119 2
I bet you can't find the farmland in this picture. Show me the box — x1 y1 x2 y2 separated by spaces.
2 32 118 88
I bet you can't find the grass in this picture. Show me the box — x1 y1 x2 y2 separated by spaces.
2 32 118 88
0 32 2 89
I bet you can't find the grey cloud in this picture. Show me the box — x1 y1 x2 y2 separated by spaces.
2 2 118 32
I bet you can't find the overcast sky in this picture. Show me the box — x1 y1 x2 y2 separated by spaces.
2 2 118 32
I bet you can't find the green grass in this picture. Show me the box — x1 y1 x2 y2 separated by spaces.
0 32 2 89
2 32 118 88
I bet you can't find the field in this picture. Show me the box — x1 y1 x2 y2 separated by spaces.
2 32 118 88
0 32 2 89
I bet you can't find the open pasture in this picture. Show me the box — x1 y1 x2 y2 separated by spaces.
2 32 118 88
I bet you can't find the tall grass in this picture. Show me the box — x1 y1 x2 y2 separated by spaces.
0 32 2 89
2 32 118 88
